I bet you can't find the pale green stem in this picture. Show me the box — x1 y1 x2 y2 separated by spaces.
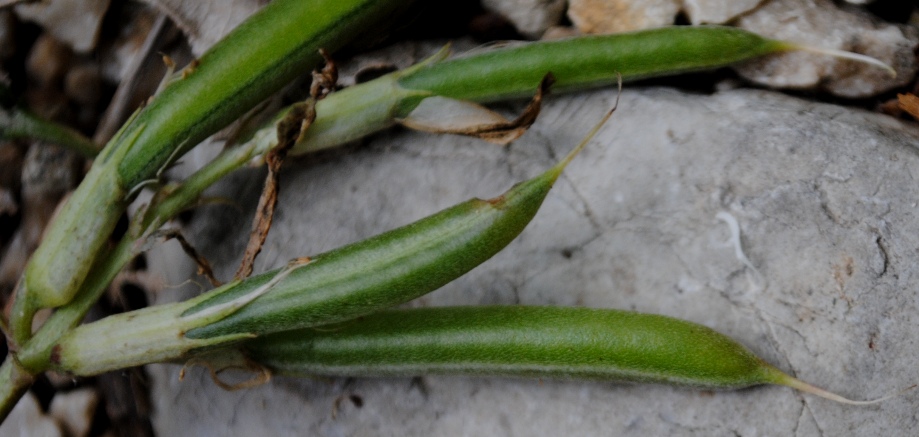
0 107 100 157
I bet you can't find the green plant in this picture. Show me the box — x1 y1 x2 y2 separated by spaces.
0 0 898 422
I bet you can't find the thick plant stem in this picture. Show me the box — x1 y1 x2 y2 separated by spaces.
0 356 35 422
15 136 276 373
0 141 266 413
0 138 280 414
16 239 134 372
0 121 292 414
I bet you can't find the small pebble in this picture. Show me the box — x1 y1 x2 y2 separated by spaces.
567 0 680 34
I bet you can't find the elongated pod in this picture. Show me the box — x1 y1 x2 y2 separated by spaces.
181 138 581 339
397 26 792 103
247 306 891 404
249 306 778 387
21 0 412 315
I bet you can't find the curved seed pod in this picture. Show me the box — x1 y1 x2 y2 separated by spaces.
250 306 774 387
397 26 792 103
181 104 608 340
247 306 891 404
20 0 412 315
175 168 555 339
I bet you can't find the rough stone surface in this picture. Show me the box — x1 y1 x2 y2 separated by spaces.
0 392 63 437
147 87 919 435
15 0 110 53
734 0 918 98
682 0 764 24
481 0 567 38
138 0 263 56
567 0 680 34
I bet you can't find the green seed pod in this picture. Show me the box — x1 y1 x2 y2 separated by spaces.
247 306 888 403
397 26 791 103
181 100 615 341
181 144 572 340
249 306 775 387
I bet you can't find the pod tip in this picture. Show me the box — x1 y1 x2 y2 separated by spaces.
790 44 896 78
553 73 622 174
777 372 915 405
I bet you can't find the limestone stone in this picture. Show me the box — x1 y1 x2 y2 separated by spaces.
682 0 764 24
48 389 99 437
15 0 110 53
147 86 919 435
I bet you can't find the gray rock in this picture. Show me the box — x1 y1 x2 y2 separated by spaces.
15 0 110 53
138 0 263 56
734 0 918 98
48 389 99 437
481 0 566 38
682 0 764 24
148 87 919 436
0 392 63 437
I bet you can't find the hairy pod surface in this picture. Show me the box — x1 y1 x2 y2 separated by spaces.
246 306 786 389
